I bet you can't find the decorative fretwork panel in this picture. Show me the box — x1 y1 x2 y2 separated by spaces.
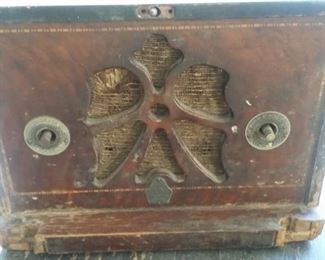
85 34 232 188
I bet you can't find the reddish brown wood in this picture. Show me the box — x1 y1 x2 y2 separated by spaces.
0 14 324 253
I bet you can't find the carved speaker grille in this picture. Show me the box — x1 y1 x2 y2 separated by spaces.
85 34 232 188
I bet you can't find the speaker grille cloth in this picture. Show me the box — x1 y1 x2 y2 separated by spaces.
137 129 183 176
94 121 145 180
174 120 225 176
174 65 230 115
87 68 142 118
133 34 183 89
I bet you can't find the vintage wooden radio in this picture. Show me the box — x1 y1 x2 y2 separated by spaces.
0 2 324 254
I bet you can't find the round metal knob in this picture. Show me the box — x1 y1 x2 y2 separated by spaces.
24 116 70 156
245 111 291 151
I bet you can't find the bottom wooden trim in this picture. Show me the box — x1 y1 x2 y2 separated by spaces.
0 206 323 254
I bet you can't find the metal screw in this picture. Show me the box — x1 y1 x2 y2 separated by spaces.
261 124 276 142
149 6 160 17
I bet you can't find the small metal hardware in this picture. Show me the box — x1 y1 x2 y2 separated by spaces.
136 5 174 19
260 124 276 142
148 7 160 17
145 177 173 205
24 116 70 156
245 111 291 150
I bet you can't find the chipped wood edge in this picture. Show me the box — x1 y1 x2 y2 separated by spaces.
275 211 325 246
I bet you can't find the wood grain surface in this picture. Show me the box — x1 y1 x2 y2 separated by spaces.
0 3 325 253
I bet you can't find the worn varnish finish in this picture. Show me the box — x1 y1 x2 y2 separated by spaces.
0 3 324 253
